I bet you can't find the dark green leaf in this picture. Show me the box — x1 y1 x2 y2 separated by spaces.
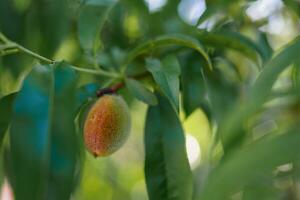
0 92 17 147
8 62 81 200
146 55 180 112
124 34 212 70
9 64 54 200
205 68 238 122
46 63 80 200
257 32 273 63
144 93 193 200
125 78 157 105
76 83 99 110
30 0 69 57
78 0 117 52
0 92 17 189
180 52 207 116
197 30 265 65
75 99 95 137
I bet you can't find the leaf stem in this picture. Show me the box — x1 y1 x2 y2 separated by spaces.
70 66 120 78
0 48 19 56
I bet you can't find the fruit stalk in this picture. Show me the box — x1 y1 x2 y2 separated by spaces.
96 71 151 97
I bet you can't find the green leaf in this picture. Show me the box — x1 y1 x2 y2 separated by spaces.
9 64 54 199
124 34 212 70
78 0 117 52
75 99 95 137
8 62 81 200
125 78 157 105
180 53 207 116
76 83 100 110
146 55 181 112
0 92 17 147
219 36 300 151
33 0 69 57
201 128 300 200
205 68 238 122
46 64 80 200
257 31 273 63
197 30 265 65
0 93 17 193
144 93 193 200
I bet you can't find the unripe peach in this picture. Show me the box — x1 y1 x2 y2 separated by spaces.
84 95 131 157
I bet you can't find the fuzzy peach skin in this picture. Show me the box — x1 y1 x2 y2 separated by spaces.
84 95 131 157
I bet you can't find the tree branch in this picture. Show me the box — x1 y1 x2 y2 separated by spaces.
0 31 120 78
16 44 55 64
96 71 151 97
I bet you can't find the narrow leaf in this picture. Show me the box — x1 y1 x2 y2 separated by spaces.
8 62 81 200
125 78 157 105
46 63 80 199
146 55 180 112
76 83 99 110
257 31 273 63
124 34 212 70
197 30 265 65
78 0 117 52
9 64 54 200
144 93 193 200
0 92 17 147
75 83 99 137
205 68 238 122
180 53 207 116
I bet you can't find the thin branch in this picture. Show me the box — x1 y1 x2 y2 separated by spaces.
97 71 151 97
0 31 121 78
16 44 55 64
0 31 54 64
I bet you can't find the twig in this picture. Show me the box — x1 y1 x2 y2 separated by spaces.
0 31 120 78
16 44 55 64
0 31 54 64
96 71 151 97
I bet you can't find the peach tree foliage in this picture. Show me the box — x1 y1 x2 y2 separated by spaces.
0 0 300 200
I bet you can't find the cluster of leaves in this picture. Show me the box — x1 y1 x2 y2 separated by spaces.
1 0 300 199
